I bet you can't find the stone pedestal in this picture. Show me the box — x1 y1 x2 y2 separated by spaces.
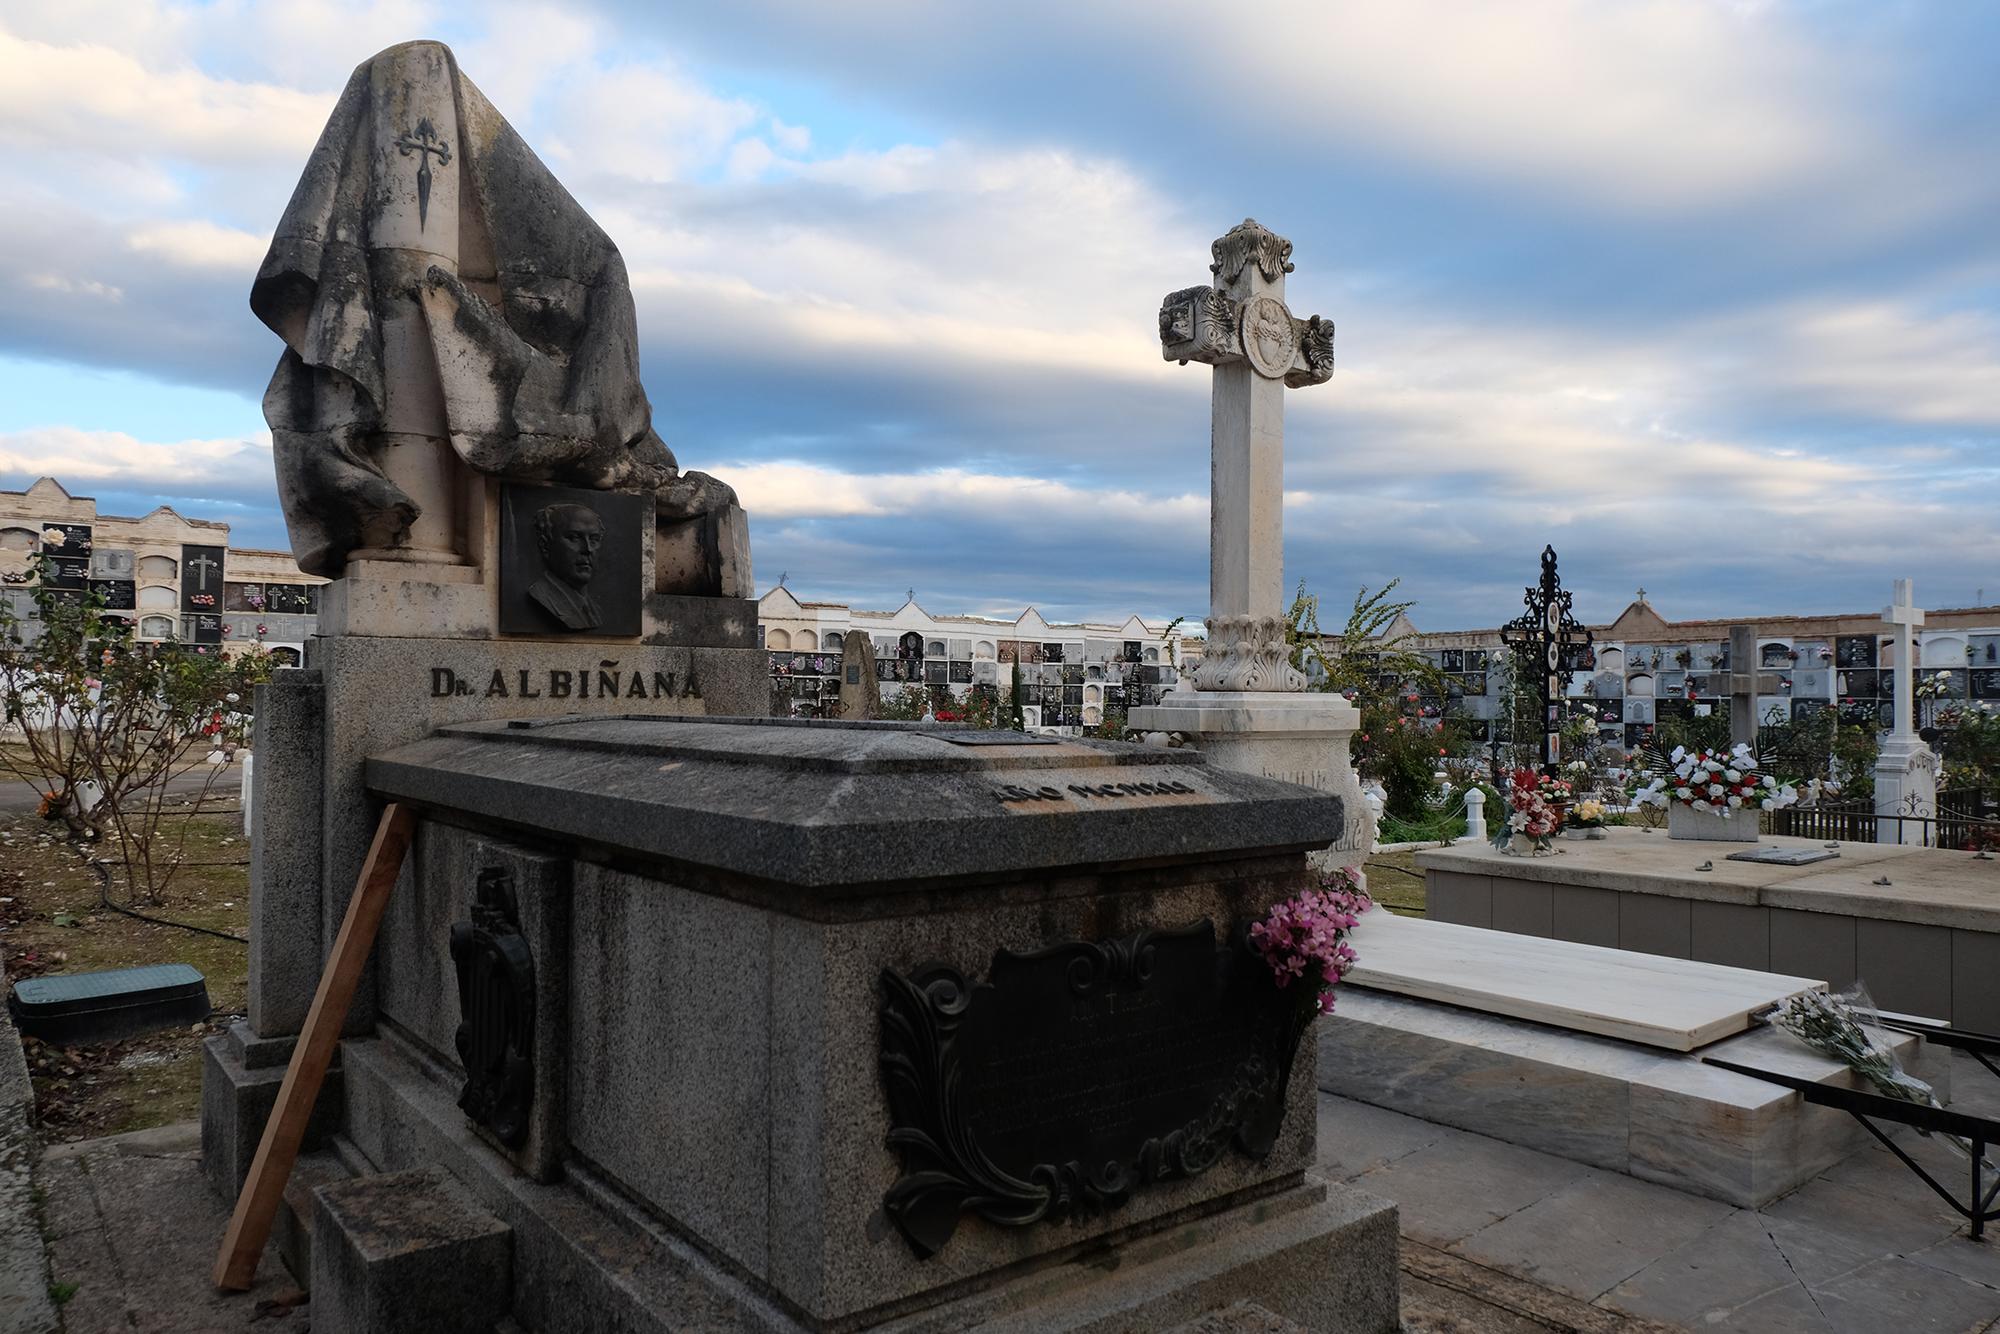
1130 690 1373 868
1874 734 1939 847
1667 802 1760 843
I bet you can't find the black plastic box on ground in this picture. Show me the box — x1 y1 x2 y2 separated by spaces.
8 963 210 1045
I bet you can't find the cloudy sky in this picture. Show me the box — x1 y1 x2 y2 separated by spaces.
2 2 1997 630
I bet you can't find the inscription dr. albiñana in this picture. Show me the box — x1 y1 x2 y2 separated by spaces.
428 663 701 702
877 921 1316 1260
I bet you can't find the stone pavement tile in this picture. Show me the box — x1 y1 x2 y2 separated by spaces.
1449 1169 1734 1301
1945 1049 2000 1121
1711 1281 1838 1334
1905 1230 2000 1295
1400 1273 1557 1333
1810 1254 2000 1334
1758 1212 1890 1288
32 1154 100 1242
1400 1239 1686 1334
1316 1093 1448 1181
1761 1175 1964 1257
44 1222 133 1333
1601 1209 1815 1328
1350 1126 1593 1248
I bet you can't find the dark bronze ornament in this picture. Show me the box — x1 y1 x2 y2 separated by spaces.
877 920 1317 1260
451 868 535 1148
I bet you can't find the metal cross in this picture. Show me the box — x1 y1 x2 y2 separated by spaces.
1499 545 1594 776
396 118 452 233
185 552 220 592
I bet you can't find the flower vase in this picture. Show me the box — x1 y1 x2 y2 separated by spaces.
1667 802 1759 843
1508 831 1558 857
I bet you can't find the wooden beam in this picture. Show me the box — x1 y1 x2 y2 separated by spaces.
213 802 416 1291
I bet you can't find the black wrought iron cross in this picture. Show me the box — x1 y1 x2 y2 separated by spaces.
396 118 451 232
1499 545 1594 776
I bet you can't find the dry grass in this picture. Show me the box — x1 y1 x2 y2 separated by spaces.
1364 846 1429 917
0 802 250 1140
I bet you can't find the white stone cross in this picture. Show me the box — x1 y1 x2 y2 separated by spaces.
1725 625 1787 752
1158 219 1335 692
1884 578 1925 739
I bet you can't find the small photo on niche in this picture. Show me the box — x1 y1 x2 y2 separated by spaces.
499 483 645 637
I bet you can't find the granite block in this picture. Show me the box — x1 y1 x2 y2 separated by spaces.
377 822 572 1181
310 1167 512 1334
1770 908 1858 991
248 669 324 1037
565 865 773 1279
1692 900 1770 972
1855 917 1952 1020
314 634 766 1032
757 863 1322 1322
1950 928 2000 1033
199 1032 340 1201
1550 884 1618 946
367 717 1340 896
1618 894 1692 959
1490 879 1553 937
225 1019 297 1070
1426 870 1491 926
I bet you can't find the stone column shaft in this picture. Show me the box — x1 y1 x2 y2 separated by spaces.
1210 362 1286 624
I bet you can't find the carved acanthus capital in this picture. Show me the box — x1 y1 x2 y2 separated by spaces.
1192 614 1308 692
1159 286 1243 366
1285 314 1335 388
1210 219 1294 286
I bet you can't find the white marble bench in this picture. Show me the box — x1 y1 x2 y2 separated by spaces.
1320 913 1945 1206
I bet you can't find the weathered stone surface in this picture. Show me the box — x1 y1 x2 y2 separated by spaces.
252 41 746 586
836 628 878 720
0 952 57 1334
198 1032 341 1201
377 826 571 1181
310 1167 511 1334
247 669 325 1038
314 633 763 1031
367 716 1340 893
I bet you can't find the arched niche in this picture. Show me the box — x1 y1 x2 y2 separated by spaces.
822 631 845 651
139 615 175 639
974 640 995 660
137 585 176 610
137 554 177 581
0 527 38 552
1628 673 1655 698
766 628 792 650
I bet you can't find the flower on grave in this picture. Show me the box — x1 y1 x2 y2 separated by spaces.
1247 866 1372 1016
1639 742 1799 818
1571 798 1607 828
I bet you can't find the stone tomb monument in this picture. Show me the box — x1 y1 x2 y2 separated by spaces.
205 39 765 1195
1130 222 1372 869
315 718 1396 1330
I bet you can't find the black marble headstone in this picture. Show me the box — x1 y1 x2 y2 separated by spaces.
497 483 644 637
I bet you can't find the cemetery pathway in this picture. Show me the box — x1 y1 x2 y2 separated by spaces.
0 767 238 815
1321 1046 2000 1333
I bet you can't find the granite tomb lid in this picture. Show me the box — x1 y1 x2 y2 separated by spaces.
365 715 1340 889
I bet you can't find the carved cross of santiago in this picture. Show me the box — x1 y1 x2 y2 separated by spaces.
1160 220 1334 692
396 117 452 232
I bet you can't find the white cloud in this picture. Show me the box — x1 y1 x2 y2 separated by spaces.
0 425 270 482
127 220 268 271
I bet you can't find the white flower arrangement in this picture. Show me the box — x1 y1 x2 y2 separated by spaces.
1638 742 1799 819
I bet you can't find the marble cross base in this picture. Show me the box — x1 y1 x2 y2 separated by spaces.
1129 689 1372 867
1873 733 1940 847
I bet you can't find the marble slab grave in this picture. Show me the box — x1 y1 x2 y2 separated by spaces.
1345 913 1823 1051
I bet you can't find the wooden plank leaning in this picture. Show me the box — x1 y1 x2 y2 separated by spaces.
213 802 416 1291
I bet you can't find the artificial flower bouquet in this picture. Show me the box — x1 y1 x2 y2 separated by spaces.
1568 798 1606 828
1636 743 1799 819
1248 866 1372 1016
1493 768 1564 854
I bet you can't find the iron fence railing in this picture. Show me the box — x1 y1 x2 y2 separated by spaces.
1768 787 2000 850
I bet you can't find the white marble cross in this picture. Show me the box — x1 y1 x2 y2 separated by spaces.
1159 220 1335 692
1884 578 1925 738
1725 625 1786 751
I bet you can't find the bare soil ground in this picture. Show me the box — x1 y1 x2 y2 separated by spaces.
0 799 249 1141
